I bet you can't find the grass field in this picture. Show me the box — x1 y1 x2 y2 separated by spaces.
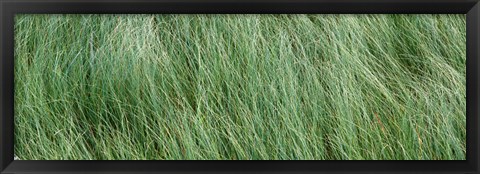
14 14 466 160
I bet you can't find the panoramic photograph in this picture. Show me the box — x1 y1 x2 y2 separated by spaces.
14 14 466 160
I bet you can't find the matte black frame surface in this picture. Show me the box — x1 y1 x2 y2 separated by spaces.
1 0 479 174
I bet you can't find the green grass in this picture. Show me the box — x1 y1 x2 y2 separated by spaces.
14 14 466 160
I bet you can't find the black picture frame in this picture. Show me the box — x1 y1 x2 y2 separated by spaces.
1 0 479 173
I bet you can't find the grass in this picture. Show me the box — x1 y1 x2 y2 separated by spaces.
14 14 466 160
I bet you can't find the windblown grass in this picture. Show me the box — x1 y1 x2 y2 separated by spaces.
14 14 466 160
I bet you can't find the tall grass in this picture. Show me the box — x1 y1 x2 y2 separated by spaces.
14 14 466 160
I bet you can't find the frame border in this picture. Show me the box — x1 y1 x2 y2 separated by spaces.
1 0 479 173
